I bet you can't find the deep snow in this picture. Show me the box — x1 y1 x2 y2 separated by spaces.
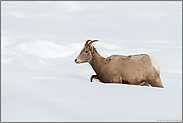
1 1 182 122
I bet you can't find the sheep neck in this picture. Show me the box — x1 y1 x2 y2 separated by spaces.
89 47 106 76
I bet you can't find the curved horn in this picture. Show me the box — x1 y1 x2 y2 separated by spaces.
84 39 91 46
88 40 99 46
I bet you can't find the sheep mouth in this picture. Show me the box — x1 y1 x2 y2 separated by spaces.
75 61 80 64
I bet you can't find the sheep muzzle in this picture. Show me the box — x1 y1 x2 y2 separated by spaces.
74 59 80 64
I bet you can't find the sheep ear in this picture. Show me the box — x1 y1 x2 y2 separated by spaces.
90 45 94 52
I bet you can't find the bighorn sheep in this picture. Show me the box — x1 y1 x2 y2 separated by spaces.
75 40 164 88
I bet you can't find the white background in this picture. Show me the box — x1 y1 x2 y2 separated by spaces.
1 1 182 122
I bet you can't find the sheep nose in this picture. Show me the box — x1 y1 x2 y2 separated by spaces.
74 59 77 63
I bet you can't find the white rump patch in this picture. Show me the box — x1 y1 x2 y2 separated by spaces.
150 56 160 74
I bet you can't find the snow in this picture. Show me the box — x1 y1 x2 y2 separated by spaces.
1 1 182 122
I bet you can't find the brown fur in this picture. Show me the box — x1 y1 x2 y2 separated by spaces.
75 40 164 88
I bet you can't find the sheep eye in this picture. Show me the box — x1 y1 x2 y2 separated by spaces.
85 51 88 53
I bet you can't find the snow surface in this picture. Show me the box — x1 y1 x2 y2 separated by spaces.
1 1 182 122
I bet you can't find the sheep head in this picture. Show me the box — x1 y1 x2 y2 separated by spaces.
75 39 99 64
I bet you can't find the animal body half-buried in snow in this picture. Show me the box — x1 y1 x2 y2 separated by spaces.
74 40 164 88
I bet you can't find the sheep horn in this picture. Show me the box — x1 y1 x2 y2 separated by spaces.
84 40 92 46
88 40 99 46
